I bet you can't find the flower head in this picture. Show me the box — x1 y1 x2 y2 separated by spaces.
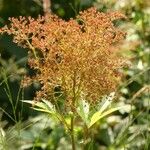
0 7 126 109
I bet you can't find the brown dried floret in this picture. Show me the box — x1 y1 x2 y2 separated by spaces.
0 7 127 109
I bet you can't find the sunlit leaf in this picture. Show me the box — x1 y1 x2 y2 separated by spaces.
97 92 115 113
88 106 127 128
77 99 90 125
22 100 58 118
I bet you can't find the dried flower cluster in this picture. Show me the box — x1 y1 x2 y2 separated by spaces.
0 7 126 109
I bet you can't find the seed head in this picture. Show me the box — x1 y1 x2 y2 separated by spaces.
0 7 127 109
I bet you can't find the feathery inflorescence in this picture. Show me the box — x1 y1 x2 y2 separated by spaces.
0 7 127 108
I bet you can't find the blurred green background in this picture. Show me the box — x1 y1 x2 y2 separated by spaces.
0 0 149 149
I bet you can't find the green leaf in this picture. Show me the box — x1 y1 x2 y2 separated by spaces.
31 108 54 114
22 100 63 123
97 92 115 114
42 99 55 110
22 100 35 105
77 99 90 125
22 100 57 116
88 106 126 128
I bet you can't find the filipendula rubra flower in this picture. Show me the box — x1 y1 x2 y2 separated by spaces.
0 7 127 112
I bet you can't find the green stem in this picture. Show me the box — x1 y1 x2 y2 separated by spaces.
71 116 76 150
82 124 88 150
69 70 77 150
2 69 17 122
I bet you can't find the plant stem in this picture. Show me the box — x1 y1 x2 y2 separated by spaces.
43 0 51 14
70 70 77 150
71 116 76 150
26 39 38 59
83 124 88 150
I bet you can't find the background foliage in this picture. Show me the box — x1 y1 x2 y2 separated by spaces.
0 0 149 150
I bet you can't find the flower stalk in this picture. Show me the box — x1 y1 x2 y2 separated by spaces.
71 116 76 150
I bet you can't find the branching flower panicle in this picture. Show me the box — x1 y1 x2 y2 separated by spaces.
0 7 126 110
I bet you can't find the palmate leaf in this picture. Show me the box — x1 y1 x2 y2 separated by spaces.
77 92 128 128
76 92 116 127
22 99 71 130
22 99 61 119
87 92 130 128
87 92 115 128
